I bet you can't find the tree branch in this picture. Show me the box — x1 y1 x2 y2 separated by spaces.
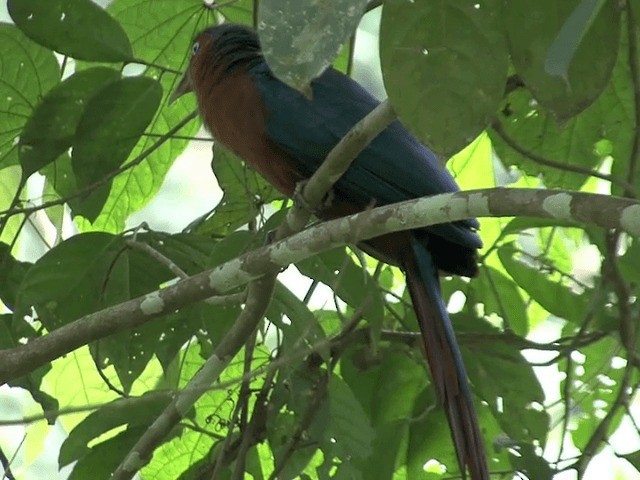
1 188 638 386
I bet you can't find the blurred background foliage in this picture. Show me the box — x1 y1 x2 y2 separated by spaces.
0 0 639 479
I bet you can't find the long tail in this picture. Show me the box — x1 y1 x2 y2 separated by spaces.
404 235 489 480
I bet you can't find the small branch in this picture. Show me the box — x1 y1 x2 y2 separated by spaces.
491 119 637 195
283 100 396 234
126 239 189 280
0 444 16 480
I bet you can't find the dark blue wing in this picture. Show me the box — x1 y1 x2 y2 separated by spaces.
250 62 481 250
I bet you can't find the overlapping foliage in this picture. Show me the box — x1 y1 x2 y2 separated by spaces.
0 0 638 479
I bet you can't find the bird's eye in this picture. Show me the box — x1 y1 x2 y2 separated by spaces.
191 41 200 56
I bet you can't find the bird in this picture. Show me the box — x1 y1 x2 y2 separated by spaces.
172 23 489 480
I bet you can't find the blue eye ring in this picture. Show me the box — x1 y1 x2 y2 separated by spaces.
192 41 200 56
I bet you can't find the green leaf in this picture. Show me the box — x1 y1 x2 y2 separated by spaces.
459 315 548 444
473 266 528 335
567 336 625 452
498 244 589 323
268 281 327 356
71 76 162 221
59 393 172 466
380 0 508 156
72 76 162 186
545 0 609 79
19 67 120 177
199 145 281 235
325 376 375 460
15 232 123 331
0 24 60 170
8 0 133 62
78 0 205 231
504 0 620 120
67 426 148 480
0 241 31 310
258 0 367 91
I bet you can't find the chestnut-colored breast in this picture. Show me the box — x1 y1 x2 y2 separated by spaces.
190 60 304 197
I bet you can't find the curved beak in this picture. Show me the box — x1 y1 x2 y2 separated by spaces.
169 69 193 105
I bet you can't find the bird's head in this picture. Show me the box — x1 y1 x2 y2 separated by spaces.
171 23 263 104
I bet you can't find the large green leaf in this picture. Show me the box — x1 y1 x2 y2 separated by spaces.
380 0 508 156
8 0 133 62
59 393 172 467
79 0 208 231
72 77 162 187
0 24 60 170
504 0 620 121
15 232 123 331
19 67 120 177
258 0 367 90
71 76 162 221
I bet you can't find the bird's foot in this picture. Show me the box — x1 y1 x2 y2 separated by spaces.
293 180 335 213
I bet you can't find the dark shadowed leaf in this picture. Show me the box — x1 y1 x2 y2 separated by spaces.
473 266 528 336
296 248 384 330
67 426 148 480
0 24 60 170
199 146 281 235
0 242 31 310
8 0 133 62
380 0 508 156
19 68 120 177
15 232 123 331
504 0 620 121
59 393 173 466
258 0 367 91
509 443 553 480
458 314 549 444
0 314 57 414
498 244 589 324
622 450 640 471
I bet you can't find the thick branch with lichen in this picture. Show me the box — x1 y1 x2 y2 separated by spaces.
0 188 638 386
